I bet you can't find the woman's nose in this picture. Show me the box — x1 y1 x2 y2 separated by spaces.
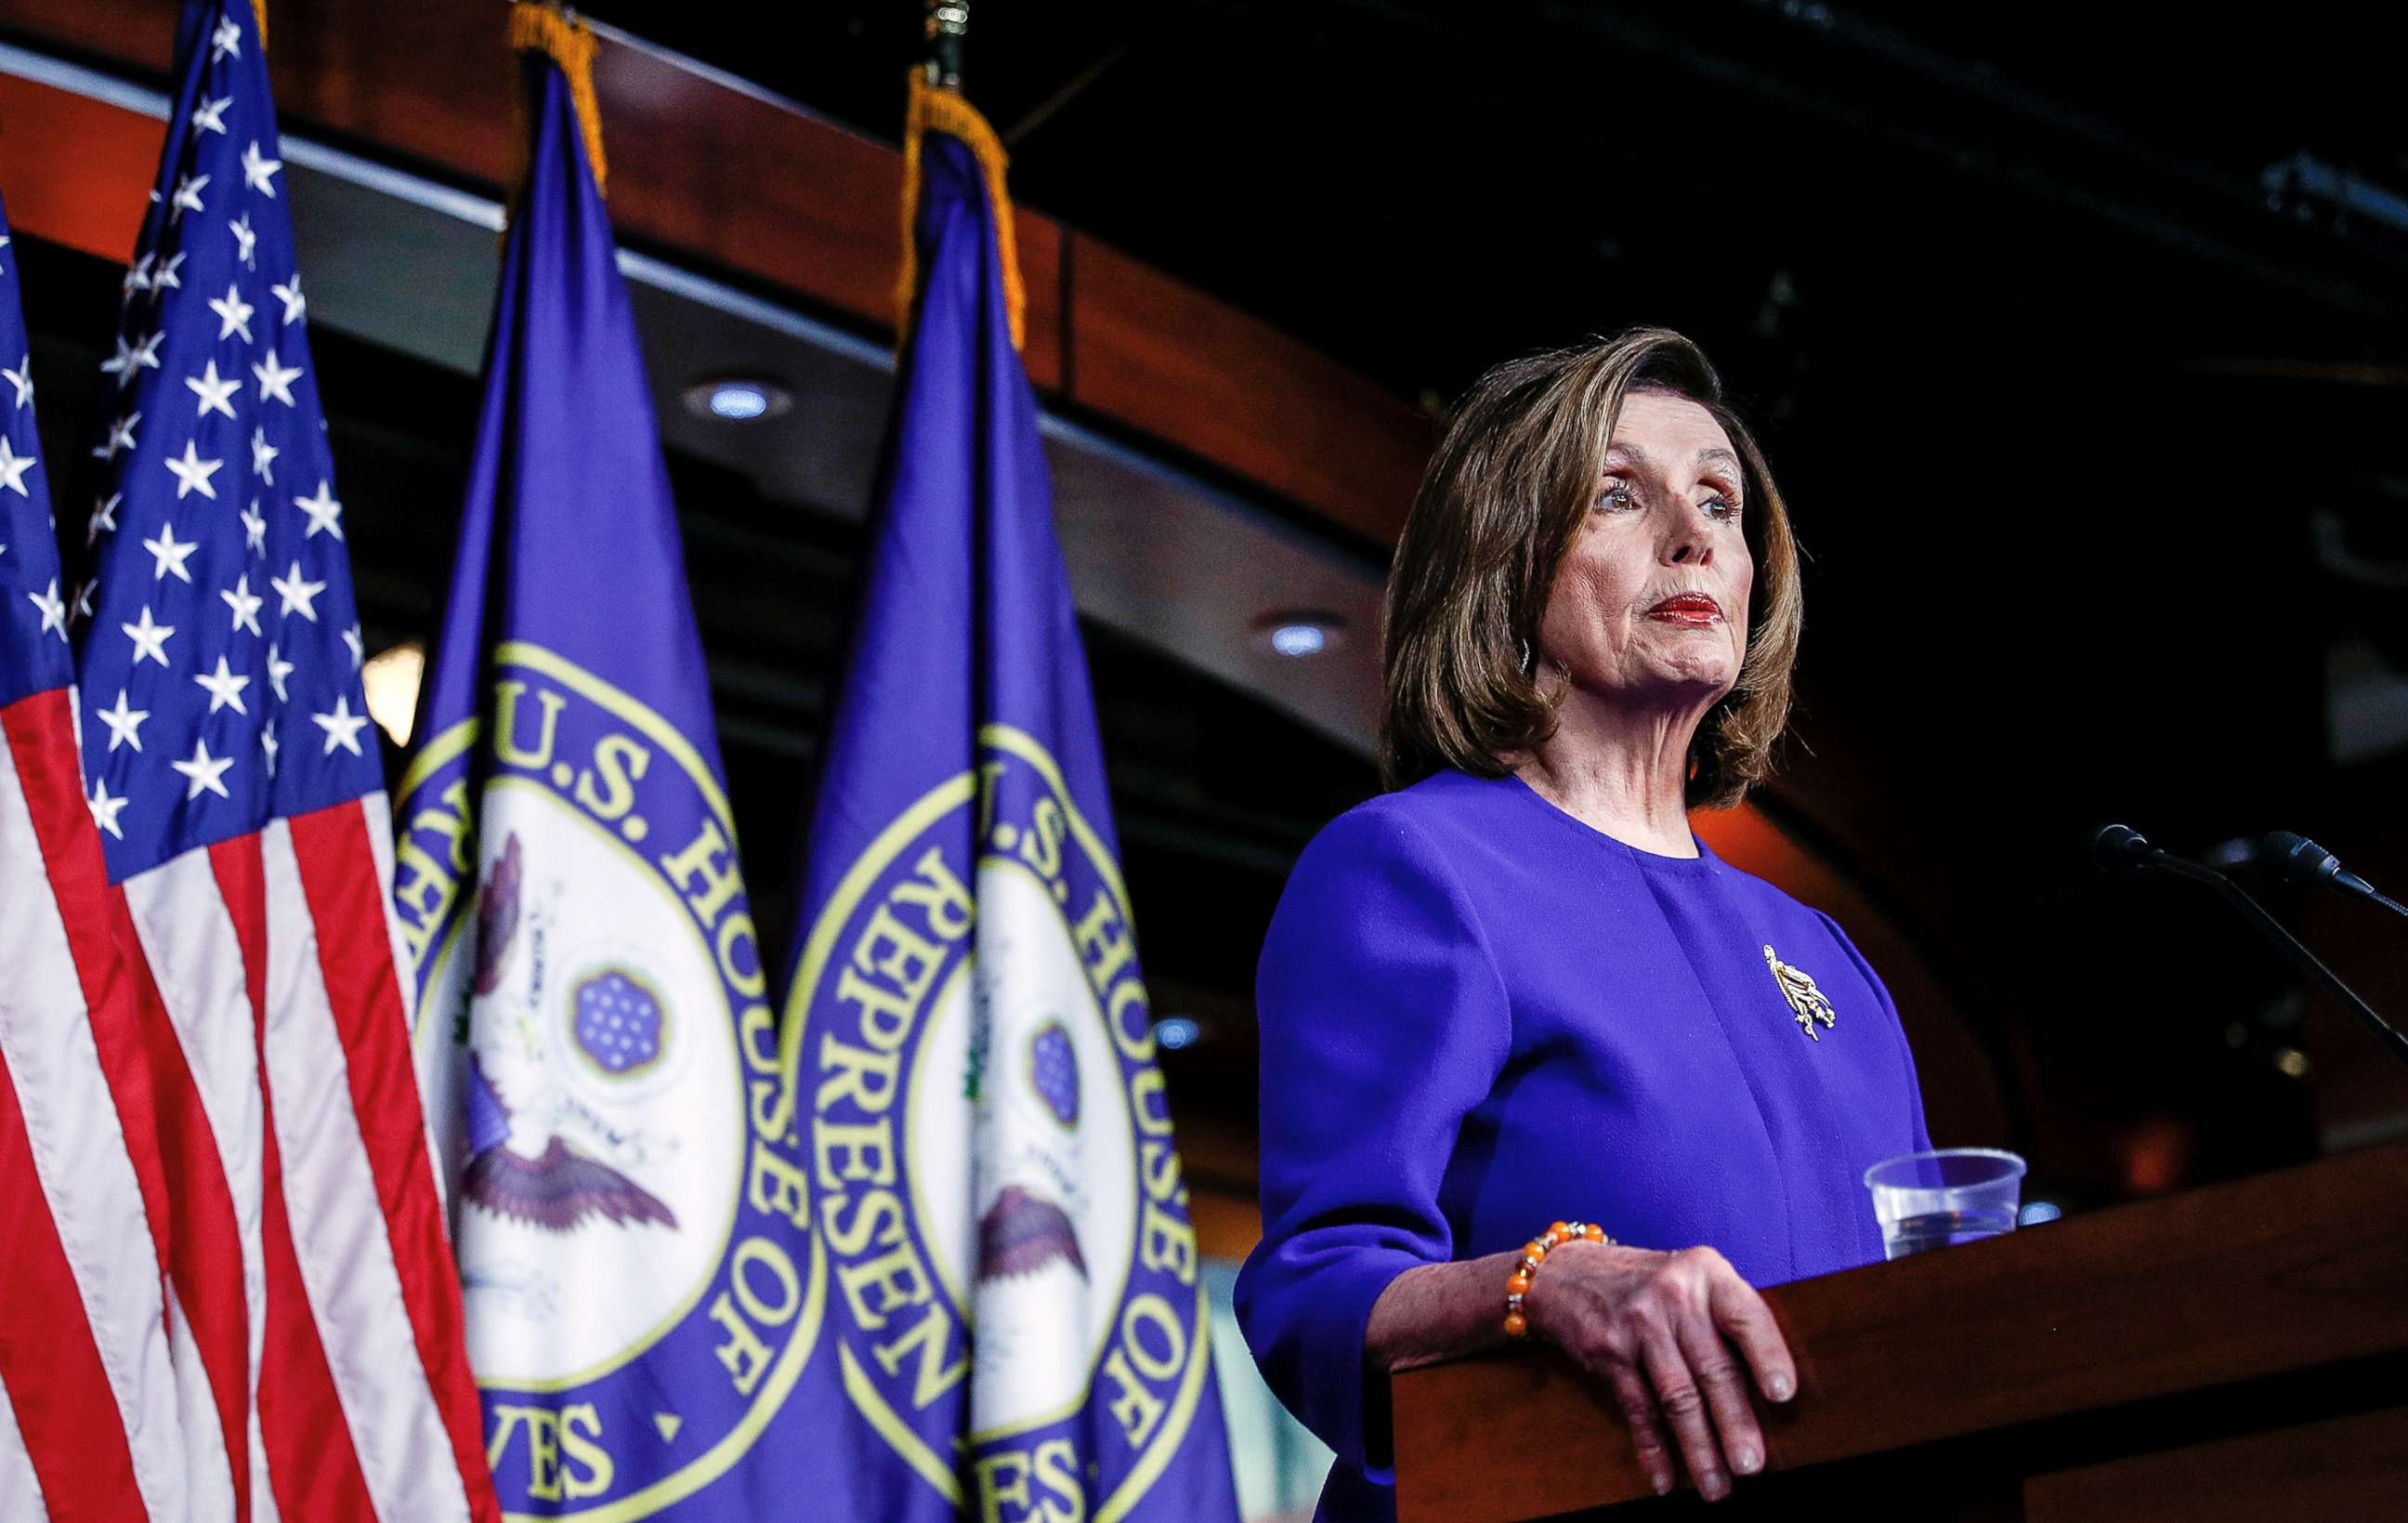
1664 510 1713 566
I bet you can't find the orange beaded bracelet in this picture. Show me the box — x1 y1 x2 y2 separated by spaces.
1502 1219 1612 1339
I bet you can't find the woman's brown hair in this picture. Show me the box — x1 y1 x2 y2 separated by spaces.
1379 326 1802 808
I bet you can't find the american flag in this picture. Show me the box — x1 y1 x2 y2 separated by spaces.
0 192 194 1521
72 3 497 1519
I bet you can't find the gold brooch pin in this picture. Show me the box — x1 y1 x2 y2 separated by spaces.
1763 944 1838 1041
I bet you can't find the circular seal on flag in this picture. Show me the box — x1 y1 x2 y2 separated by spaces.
419 645 821 1516
791 723 1214 1516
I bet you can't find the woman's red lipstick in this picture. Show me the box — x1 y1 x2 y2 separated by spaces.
1645 592 1722 626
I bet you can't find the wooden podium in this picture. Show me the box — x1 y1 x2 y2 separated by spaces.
1390 1142 2408 1521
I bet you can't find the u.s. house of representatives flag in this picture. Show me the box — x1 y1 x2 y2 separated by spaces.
779 76 1240 1522
0 190 192 1522
392 14 817 1516
72 3 496 1519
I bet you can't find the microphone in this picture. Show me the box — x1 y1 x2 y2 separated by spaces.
2093 824 2221 886
2093 822 2152 871
2256 832 2408 921
2093 823 2408 1071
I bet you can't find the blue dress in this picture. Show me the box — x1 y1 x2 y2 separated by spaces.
1234 770 1933 1521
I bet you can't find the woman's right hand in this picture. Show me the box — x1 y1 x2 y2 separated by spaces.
1522 1240 1797 1502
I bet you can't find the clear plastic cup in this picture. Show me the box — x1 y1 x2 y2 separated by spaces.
1863 1148 2027 1259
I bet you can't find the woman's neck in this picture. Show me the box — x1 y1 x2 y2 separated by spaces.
1513 689 1709 857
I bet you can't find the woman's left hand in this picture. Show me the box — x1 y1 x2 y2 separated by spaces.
1522 1238 1798 1502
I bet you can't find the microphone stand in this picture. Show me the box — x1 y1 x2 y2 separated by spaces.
2358 886 2408 924
2104 830 2408 1073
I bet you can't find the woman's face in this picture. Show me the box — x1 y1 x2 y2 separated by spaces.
1536 389 1754 711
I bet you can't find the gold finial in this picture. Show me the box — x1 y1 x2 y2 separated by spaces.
924 1 970 89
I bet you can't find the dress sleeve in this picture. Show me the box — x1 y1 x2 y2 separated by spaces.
1812 909 1934 1152
1233 805 1512 1482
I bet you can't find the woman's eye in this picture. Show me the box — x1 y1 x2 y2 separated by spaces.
1704 496 1742 522
1592 482 1637 512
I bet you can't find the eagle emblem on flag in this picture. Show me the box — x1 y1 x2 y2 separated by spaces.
463 1053 677 1234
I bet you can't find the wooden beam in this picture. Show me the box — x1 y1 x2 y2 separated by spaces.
1068 237 1432 545
0 73 157 263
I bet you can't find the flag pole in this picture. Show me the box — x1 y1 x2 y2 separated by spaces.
923 0 968 88
897 0 1026 351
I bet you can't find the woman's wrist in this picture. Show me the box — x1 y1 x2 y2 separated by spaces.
1517 1236 1595 1342
1507 1221 1612 1343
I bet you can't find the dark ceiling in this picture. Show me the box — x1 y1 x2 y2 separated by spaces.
20 0 2408 1209
592 0 2408 395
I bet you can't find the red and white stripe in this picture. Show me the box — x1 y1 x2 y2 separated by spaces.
3 703 493 1523
116 794 499 1523
5 702 494 1523
0 687 199 1522
0 1372 42 1521
121 843 266 1520
6 689 492 1520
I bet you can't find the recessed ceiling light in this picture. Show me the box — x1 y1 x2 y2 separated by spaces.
1154 1016 1201 1050
1254 611 1346 659
684 376 791 423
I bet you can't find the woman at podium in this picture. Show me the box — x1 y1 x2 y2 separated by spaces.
1235 328 1935 1518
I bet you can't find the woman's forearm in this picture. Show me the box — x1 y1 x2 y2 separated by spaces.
1363 1249 1528 1373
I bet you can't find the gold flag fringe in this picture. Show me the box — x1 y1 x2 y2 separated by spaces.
507 3 609 201
896 69 1027 353
251 0 268 49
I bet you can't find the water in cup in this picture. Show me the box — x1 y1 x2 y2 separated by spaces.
1883 1207 2021 1255
1864 1148 2027 1260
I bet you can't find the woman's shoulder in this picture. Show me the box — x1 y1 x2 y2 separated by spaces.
1319 770 1522 843
1302 769 1525 860
1263 775 1513 1003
